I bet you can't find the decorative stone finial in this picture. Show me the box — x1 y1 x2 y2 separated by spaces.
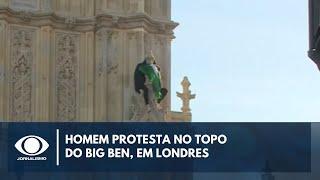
176 77 195 113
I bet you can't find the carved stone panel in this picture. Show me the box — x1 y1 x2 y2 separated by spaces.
55 33 79 121
9 27 35 121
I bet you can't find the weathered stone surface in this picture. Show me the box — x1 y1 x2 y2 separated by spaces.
9 27 36 121
0 0 193 122
55 33 79 121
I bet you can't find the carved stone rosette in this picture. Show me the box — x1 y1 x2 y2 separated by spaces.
55 33 79 121
10 28 34 121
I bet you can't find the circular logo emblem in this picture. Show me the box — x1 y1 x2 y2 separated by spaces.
15 135 49 156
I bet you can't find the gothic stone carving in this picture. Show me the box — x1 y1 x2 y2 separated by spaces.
10 28 34 121
176 77 195 113
55 33 79 121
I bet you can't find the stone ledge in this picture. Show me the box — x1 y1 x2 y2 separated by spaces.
0 7 178 35
167 111 192 122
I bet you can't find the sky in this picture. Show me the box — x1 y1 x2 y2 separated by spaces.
170 0 320 122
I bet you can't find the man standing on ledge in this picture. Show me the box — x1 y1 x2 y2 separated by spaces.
134 51 168 105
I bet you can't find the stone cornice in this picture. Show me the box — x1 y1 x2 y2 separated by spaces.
0 7 178 36
95 12 178 37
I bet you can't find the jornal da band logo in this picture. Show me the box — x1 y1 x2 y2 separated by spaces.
15 135 49 161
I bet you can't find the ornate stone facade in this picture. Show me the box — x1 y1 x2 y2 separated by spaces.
55 33 79 121
9 27 35 121
0 0 193 122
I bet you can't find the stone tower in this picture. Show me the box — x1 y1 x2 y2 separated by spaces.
0 0 193 122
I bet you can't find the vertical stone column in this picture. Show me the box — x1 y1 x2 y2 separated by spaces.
106 30 123 121
35 26 52 121
94 28 109 121
137 0 144 13
164 36 172 110
86 31 95 120
79 32 86 121
95 29 125 122
0 21 7 121
166 0 171 20
123 29 144 120
79 31 94 121
151 34 170 109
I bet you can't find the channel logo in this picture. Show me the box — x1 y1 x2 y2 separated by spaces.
15 135 49 161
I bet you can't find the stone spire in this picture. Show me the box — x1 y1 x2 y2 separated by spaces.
176 77 195 113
